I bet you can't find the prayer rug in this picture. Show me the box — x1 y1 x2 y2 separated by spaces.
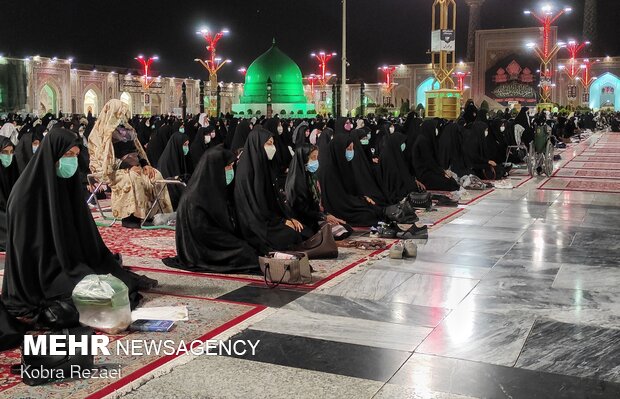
122 245 391 290
564 161 620 170
0 292 263 399
553 169 620 180
538 178 620 194
572 156 620 163
98 226 177 258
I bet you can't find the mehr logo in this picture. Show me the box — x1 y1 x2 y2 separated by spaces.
23 334 111 356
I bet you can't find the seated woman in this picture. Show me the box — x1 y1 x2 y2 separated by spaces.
0 137 19 250
319 134 391 227
88 99 172 228
15 124 44 173
2 128 155 326
234 127 306 253
463 121 500 180
163 147 259 273
285 144 346 231
412 120 460 192
157 132 191 210
380 131 425 204
190 125 215 167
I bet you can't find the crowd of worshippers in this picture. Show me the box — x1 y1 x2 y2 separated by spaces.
0 98 611 330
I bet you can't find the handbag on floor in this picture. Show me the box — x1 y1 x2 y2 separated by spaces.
406 191 432 210
12 326 95 386
295 224 338 259
259 252 312 287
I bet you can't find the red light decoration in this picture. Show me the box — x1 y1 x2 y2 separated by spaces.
311 51 337 86
379 66 397 92
453 71 470 93
135 55 158 90
524 4 572 103
195 28 230 88
579 59 597 90
561 40 589 81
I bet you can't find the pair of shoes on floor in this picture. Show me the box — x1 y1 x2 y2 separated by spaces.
370 222 398 239
389 240 418 259
396 224 428 240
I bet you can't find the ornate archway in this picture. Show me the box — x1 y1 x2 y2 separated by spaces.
84 89 99 116
416 77 440 108
39 84 58 115
589 72 620 111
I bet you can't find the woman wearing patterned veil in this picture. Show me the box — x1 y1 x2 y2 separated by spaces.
88 99 172 228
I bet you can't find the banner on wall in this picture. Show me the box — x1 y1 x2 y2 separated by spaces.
485 54 539 106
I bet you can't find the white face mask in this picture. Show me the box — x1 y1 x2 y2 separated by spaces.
277 126 284 134
389 126 395 134
435 128 439 136
484 130 489 137
264 144 277 160
204 135 211 144
500 126 506 132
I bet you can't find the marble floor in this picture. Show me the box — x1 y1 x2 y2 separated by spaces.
1 133 616 398
119 132 620 398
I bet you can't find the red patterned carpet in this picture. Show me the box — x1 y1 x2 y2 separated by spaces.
539 178 620 193
553 168 620 179
0 292 263 399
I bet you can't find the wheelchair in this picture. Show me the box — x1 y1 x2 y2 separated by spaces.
527 125 554 177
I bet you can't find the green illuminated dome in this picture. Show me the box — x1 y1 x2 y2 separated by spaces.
240 41 307 104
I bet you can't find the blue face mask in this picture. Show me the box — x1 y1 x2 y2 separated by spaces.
182 145 189 156
225 168 234 185
179 127 185 134
400 143 406 152
0 154 13 168
306 159 319 173
32 145 39 154
56 156 78 178
345 149 354 162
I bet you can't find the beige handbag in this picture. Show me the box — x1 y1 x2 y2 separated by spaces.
258 252 312 287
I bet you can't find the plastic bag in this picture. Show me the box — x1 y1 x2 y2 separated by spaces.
72 274 132 334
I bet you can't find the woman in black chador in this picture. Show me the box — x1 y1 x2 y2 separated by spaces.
0 137 19 251
14 124 44 173
163 146 259 273
319 134 386 226
2 129 154 324
157 132 191 210
234 127 305 253
285 144 346 231
379 131 425 204
464 121 500 179
412 119 460 191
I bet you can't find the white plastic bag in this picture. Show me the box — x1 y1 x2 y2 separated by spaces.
72 274 132 334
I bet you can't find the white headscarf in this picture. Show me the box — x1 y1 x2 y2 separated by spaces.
198 113 208 127
0 123 18 145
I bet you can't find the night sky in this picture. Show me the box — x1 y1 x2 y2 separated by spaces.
2 0 618 83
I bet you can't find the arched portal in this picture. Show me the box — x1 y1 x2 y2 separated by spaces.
84 89 99 116
589 72 620 111
40 84 57 115
120 92 133 115
416 77 440 108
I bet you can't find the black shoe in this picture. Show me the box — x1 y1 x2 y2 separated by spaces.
122 215 142 229
384 202 419 224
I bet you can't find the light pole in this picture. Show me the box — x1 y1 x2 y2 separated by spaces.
579 58 597 105
341 0 347 117
524 4 572 107
311 51 337 86
559 40 589 107
195 27 231 115
135 55 158 115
